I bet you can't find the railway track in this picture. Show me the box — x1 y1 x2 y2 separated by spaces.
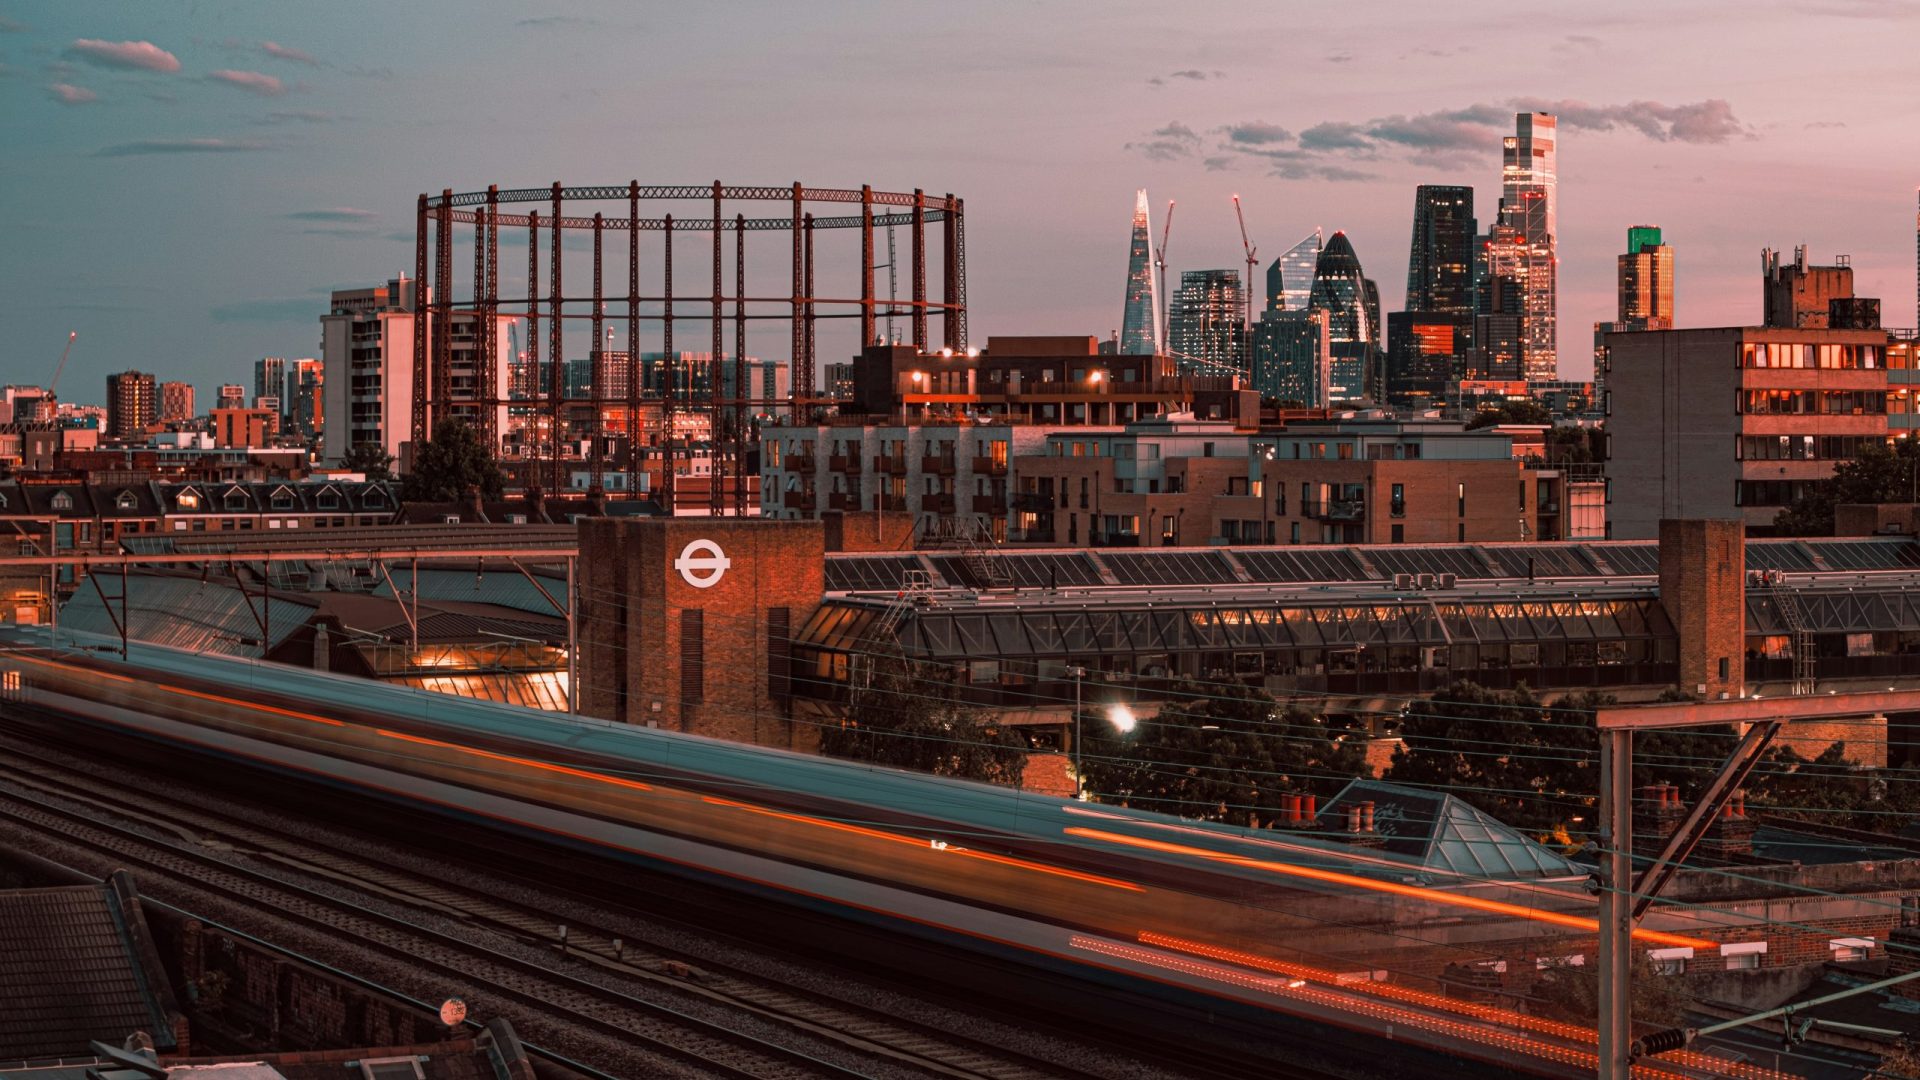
0 719 1152 1080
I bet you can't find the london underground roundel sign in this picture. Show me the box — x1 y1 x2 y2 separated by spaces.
674 538 731 589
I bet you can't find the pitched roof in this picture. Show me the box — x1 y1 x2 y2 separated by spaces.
1319 779 1586 882
0 879 179 1060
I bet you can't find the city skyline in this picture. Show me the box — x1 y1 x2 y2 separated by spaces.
5 0 1919 401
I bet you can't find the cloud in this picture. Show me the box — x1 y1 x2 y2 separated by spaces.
1805 120 1847 129
288 207 377 222
1554 34 1602 51
96 137 273 156
1512 97 1749 143
1297 121 1370 151
260 41 319 66
265 109 335 124
1201 156 1234 172
1327 53 1355 63
1167 69 1223 81
47 82 97 105
517 15 596 27
68 39 180 73
208 69 287 96
210 297 318 323
0 16 28 32
1125 121 1202 161
1223 122 1291 146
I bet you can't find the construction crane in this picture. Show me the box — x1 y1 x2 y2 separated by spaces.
1232 195 1258 339
1153 200 1175 353
37 331 77 424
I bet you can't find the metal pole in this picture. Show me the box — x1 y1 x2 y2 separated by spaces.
566 555 577 714
1070 664 1084 798
1597 727 1633 1080
410 556 419 653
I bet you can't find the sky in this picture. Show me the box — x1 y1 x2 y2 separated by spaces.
3 0 1918 406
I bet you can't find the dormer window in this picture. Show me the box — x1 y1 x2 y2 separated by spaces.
224 491 250 512
317 487 341 510
115 491 137 512
270 488 294 511
176 489 200 510
363 488 387 508
50 491 73 511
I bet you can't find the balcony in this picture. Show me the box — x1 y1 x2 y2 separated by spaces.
923 493 957 514
1307 499 1366 522
921 455 958 476
971 456 1008 476
788 491 817 512
1089 532 1142 548
828 454 859 474
1013 491 1055 513
828 492 857 511
972 494 1004 515
784 454 817 474
876 494 909 512
874 455 908 475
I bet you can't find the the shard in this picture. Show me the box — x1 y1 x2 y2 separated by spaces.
1119 189 1161 355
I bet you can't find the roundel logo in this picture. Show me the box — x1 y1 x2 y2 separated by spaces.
674 538 731 589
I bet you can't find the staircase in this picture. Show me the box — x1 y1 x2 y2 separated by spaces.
1762 575 1817 695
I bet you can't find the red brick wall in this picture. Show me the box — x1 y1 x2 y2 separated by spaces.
1659 518 1746 698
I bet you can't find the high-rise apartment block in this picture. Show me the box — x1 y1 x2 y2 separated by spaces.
1166 269 1248 374
1119 190 1161 355
104 371 156 440
1251 308 1332 408
1489 112 1557 380
286 358 323 438
158 381 195 424
319 276 512 466
216 384 247 410
254 357 287 409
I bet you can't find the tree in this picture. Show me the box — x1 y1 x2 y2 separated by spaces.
1531 955 1694 1029
400 419 505 504
340 442 394 481
819 658 1027 786
1385 681 1603 835
1774 437 1920 536
1078 680 1367 826
1466 400 1553 429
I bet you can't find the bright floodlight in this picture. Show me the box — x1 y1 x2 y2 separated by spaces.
1107 703 1137 733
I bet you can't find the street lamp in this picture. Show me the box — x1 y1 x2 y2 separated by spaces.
1068 664 1087 797
1108 703 1137 734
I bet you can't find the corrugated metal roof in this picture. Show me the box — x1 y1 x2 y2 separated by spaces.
57 572 312 657
372 567 568 616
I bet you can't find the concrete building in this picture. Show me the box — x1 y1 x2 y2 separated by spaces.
104 370 156 440
285 357 322 438
1606 324 1895 537
848 337 1258 429
1763 245 1855 329
215 384 246 410
759 420 1048 542
212 407 276 449
320 276 512 467
158 381 195 424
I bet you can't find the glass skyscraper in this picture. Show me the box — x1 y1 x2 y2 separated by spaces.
1309 232 1381 402
1167 269 1248 374
1404 186 1476 314
1119 189 1161 355
1251 308 1331 407
1266 230 1323 314
1618 225 1674 330
1496 112 1558 380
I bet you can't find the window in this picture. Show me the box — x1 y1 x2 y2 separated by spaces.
50 491 72 511
1721 941 1766 970
1648 947 1693 975
1830 938 1874 962
680 609 705 705
1457 482 1466 517
116 492 137 512
1390 484 1405 517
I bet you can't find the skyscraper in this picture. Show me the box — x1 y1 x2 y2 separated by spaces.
1309 232 1381 402
254 357 287 408
1405 186 1476 314
1494 112 1557 380
1252 308 1332 407
1618 226 1675 330
1166 269 1248 374
1266 230 1323 314
1119 190 1161 355
105 370 156 440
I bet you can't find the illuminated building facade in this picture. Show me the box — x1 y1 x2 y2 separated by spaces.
1494 112 1557 380
1167 269 1248 375
1119 189 1161 356
1268 230 1323 313
1308 233 1381 403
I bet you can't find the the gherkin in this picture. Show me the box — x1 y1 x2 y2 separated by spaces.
1310 231 1382 402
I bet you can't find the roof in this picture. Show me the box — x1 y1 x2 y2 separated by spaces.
57 571 313 658
0 877 179 1060
1319 780 1586 882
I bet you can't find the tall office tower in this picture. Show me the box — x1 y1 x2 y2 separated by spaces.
105 370 157 439
1405 186 1477 314
1119 189 1162 355
1618 226 1675 330
1308 232 1381 402
1251 308 1332 408
254 357 287 408
1494 112 1557 379
158 381 195 424
286 358 323 437
216 384 247 410
1166 269 1248 374
1266 229 1324 313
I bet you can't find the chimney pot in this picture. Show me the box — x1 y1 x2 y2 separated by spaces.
1361 801 1376 832
1303 795 1317 821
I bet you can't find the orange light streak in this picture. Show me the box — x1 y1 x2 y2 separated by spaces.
375 727 652 793
704 796 1143 891
1064 827 1713 950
